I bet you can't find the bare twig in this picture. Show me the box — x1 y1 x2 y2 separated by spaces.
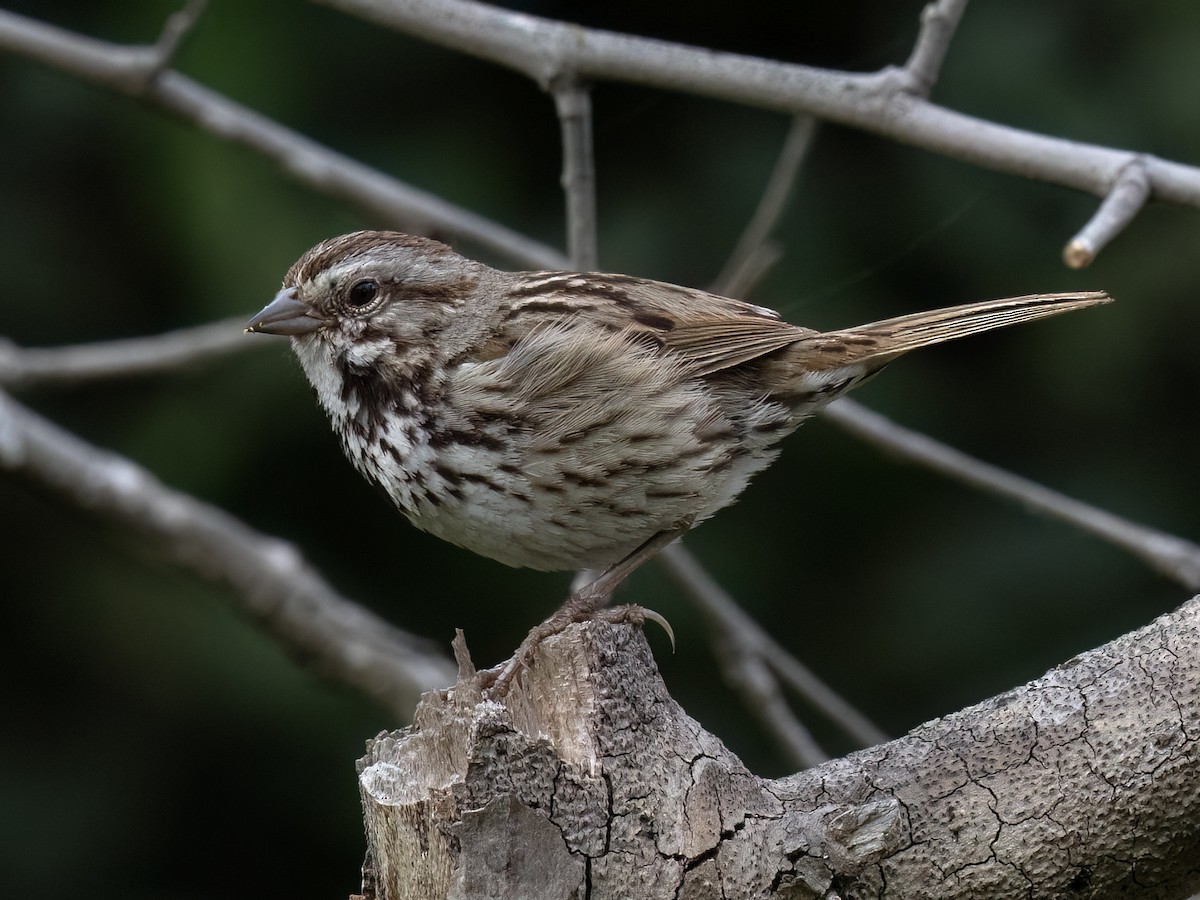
149 0 209 82
1064 157 1152 268
0 1 199 93
0 319 249 389
320 0 1200 262
659 543 890 750
0 8 568 270
553 79 599 271
822 399 1200 591
0 388 456 714
903 0 970 96
712 114 816 298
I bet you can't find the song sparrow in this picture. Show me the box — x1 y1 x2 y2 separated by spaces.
247 230 1108 678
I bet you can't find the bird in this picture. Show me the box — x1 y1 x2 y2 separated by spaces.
246 229 1109 684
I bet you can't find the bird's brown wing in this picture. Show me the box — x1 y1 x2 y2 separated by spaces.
499 270 814 377
653 319 813 377
549 274 816 376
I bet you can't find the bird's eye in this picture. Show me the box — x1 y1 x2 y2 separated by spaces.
347 279 380 308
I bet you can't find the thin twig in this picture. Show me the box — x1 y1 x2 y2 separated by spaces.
903 0 970 96
0 388 457 714
553 79 599 271
0 319 249 389
0 8 568 270
659 544 891 750
1064 157 1152 268
822 399 1200 591
712 114 816 297
148 0 209 82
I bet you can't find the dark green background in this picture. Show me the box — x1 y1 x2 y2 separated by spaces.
2 2 1197 897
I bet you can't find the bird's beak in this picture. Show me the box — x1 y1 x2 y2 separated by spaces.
245 288 326 336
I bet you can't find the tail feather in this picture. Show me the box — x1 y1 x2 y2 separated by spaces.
801 291 1111 368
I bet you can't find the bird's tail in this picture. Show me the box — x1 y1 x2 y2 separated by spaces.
801 291 1111 368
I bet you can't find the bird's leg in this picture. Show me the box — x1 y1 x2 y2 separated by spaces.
482 524 689 697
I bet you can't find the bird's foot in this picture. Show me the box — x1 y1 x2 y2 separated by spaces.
481 600 674 699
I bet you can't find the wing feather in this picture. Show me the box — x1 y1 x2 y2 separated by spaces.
657 320 812 376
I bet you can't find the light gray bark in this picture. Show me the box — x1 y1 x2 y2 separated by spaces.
358 599 1200 899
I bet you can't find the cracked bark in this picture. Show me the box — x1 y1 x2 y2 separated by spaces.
357 597 1200 899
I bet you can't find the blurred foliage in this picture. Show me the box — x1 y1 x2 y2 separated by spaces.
1 1 1198 897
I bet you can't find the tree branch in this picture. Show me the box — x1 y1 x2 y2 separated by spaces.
552 78 598 271
1064 156 1153 268
0 7 568 270
321 0 1200 262
147 0 209 81
902 0 969 97
5 0 1198 272
0 388 455 714
822 398 1200 591
0 319 248 389
361 604 1200 898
